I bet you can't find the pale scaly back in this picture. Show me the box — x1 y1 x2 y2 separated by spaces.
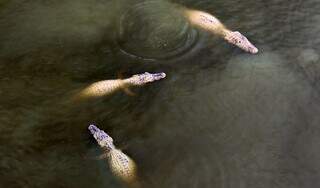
88 125 140 187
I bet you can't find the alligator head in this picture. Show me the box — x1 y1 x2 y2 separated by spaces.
224 31 258 54
129 72 166 86
88 124 115 152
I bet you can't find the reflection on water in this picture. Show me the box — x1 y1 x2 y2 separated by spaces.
1 0 320 188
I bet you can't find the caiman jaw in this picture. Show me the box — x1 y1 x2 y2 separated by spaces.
88 124 115 151
88 124 100 135
224 31 258 54
142 72 166 84
130 72 166 85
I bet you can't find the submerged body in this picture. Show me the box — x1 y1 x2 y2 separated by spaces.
75 72 166 100
183 9 258 54
88 125 139 187
107 149 138 184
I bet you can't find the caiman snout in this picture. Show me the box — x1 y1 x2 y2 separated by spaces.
150 72 166 80
225 31 258 54
88 124 115 150
88 124 100 135
130 72 166 85
137 72 166 83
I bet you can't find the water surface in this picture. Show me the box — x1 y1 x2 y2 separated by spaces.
0 0 320 188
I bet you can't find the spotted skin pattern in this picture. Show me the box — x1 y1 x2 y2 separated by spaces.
224 31 258 54
108 149 137 184
88 125 138 185
183 9 258 54
127 72 166 86
76 72 166 99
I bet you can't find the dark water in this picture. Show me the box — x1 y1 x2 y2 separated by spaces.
1 0 320 187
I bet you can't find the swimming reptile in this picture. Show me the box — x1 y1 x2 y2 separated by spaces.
75 72 166 100
85 6 256 187
88 124 140 187
183 9 258 54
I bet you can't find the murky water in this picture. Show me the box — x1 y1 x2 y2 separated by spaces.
1 0 320 188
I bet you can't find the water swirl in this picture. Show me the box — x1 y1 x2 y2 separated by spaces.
117 1 199 60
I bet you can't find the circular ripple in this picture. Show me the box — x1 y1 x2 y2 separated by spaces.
117 1 198 60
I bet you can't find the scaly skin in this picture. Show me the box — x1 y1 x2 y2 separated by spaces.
88 125 139 186
183 9 258 54
125 72 166 86
76 72 166 99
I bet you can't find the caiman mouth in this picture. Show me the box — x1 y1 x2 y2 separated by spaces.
224 31 259 54
152 72 167 80
88 124 115 150
88 124 99 135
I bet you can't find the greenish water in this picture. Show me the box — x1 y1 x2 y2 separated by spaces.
0 0 320 188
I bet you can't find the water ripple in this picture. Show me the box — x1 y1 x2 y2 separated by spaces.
117 1 199 60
